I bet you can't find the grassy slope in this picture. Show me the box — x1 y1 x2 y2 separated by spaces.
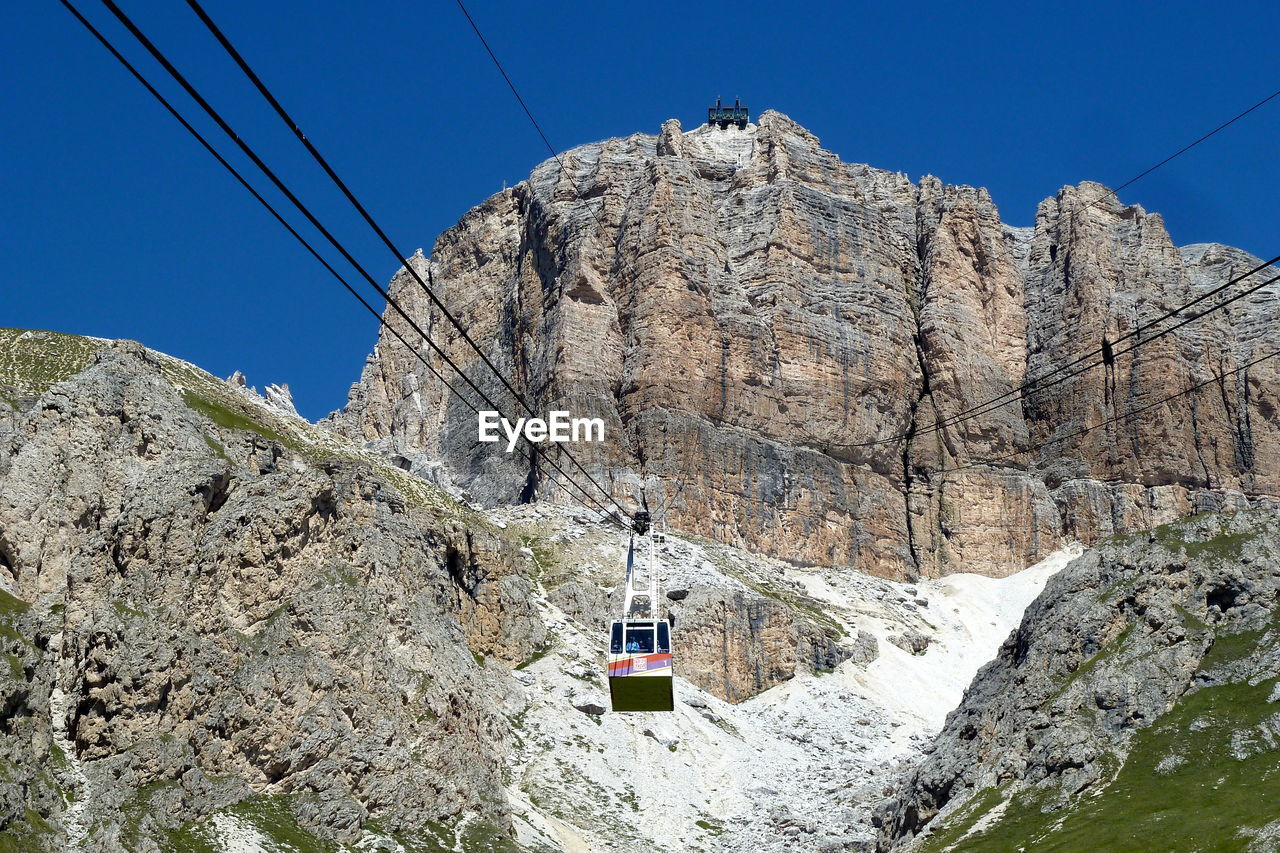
0 328 100 405
117 789 525 853
914 526 1280 853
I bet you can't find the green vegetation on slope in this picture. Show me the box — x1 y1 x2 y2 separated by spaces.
917 614 1280 853
0 588 33 647
0 807 57 853
0 328 100 400
153 795 527 853
919 676 1280 853
1148 515 1257 561
157 343 494 528
179 389 292 448
0 588 30 618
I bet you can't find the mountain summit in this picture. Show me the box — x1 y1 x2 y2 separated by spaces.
334 111 1280 580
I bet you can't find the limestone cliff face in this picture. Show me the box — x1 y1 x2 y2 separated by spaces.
671 588 849 704
336 111 1280 580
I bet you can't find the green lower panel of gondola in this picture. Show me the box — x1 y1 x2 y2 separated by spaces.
608 675 674 712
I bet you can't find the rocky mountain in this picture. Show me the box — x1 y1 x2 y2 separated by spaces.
3 328 995 852
333 111 1280 581
0 328 1128 853
0 329 544 850
875 507 1280 851
6 112 1279 853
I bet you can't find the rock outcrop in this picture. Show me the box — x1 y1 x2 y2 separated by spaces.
876 508 1280 851
0 338 542 849
671 588 849 703
333 111 1280 580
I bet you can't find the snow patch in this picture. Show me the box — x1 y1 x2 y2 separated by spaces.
847 544 1082 730
48 633 90 852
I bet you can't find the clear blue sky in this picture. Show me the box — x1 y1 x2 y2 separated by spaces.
3 0 1277 420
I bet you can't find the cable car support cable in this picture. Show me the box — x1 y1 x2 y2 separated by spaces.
183 0 629 523
65 0 627 528
830 255 1280 449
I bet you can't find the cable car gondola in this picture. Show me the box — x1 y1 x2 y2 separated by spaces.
607 511 675 712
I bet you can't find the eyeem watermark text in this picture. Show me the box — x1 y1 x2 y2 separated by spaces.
478 411 605 452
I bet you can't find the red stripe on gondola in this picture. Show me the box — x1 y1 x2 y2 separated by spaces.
608 653 673 675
